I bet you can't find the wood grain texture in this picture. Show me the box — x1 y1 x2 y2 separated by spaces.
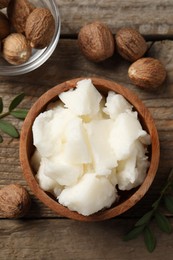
56 0 173 36
0 39 173 218
0 218 173 260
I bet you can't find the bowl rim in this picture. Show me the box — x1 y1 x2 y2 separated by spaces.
0 0 61 76
20 77 160 221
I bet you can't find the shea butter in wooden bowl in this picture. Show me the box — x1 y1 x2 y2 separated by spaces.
20 77 160 221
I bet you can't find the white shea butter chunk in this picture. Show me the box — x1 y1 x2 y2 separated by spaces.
40 157 83 187
84 119 117 175
59 79 102 116
63 117 91 164
32 107 76 157
58 174 117 216
116 141 149 190
109 111 148 161
103 91 132 119
32 109 55 157
36 160 62 196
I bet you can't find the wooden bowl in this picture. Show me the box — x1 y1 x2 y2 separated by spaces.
20 77 160 221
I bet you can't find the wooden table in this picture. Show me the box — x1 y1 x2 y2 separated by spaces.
1 0 173 259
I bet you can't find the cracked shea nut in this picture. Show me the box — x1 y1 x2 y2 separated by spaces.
7 0 35 33
78 21 115 62
0 184 31 218
128 57 166 89
116 27 147 62
0 11 10 39
25 7 55 49
3 33 32 65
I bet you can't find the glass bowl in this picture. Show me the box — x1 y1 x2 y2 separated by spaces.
0 0 61 76
20 77 160 221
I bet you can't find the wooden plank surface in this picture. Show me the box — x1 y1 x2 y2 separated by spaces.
57 0 173 36
0 218 173 260
1 0 173 258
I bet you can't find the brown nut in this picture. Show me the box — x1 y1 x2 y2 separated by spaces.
0 0 10 9
78 21 115 62
116 27 147 62
0 11 10 39
128 57 166 89
7 0 35 33
25 7 55 49
0 184 31 218
2 33 32 65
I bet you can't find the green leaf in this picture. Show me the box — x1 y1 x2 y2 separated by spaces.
164 195 173 214
152 199 160 210
143 227 156 253
123 225 145 241
135 210 154 227
0 119 19 138
0 97 3 114
9 93 25 112
154 211 172 233
0 135 3 143
10 109 28 120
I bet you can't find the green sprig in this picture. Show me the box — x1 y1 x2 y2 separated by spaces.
124 168 173 253
0 93 28 142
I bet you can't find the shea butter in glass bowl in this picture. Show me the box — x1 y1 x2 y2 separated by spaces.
20 77 160 221
0 0 61 76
